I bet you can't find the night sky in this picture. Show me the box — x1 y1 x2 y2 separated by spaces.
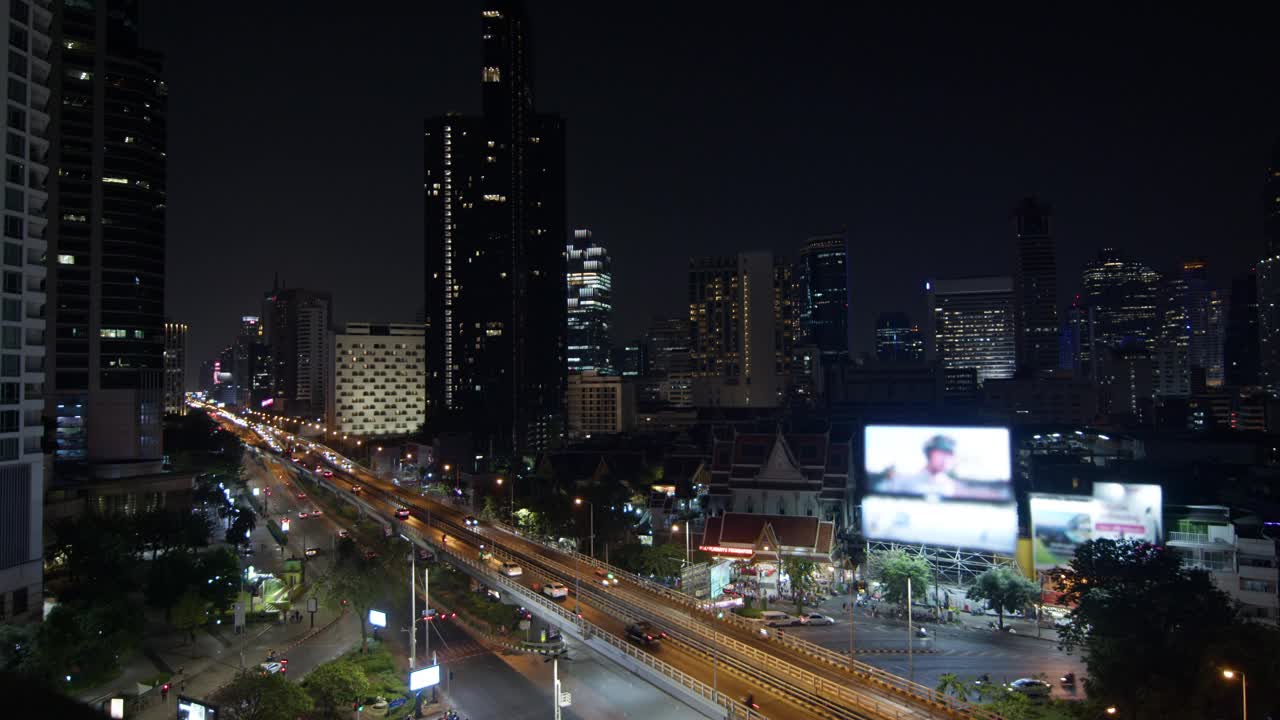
146 2 1279 370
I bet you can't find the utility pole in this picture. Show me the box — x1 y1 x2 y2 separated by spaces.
907 576 914 683
409 548 416 669
848 560 855 657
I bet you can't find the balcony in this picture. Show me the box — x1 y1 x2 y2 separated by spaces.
1167 530 1234 546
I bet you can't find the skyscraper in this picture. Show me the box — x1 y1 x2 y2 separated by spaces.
47 0 167 471
874 312 924 363
566 229 612 374
1081 248 1161 351
797 232 850 358
329 322 426 437
689 252 794 407
645 316 692 407
424 1 567 452
1266 138 1279 257
0 0 51 623
163 321 187 416
1257 256 1280 394
927 277 1016 398
262 287 332 418
1225 271 1259 386
1012 198 1059 373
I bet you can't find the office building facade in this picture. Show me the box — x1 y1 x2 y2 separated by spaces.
566 229 612 374
927 277 1016 398
566 370 633 438
1258 256 1280 395
797 232 850 358
424 1 567 452
1226 271 1259 387
1012 198 1059 373
874 312 924 363
163 321 186 415
262 287 331 418
328 322 425 438
689 252 794 408
645 315 692 407
47 0 166 472
1081 248 1162 352
0 0 51 623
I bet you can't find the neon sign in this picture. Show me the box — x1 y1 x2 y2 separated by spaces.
698 545 755 557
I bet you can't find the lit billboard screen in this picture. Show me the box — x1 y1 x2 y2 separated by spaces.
863 425 1016 553
409 664 441 691
1030 483 1163 568
177 696 219 720
369 609 387 628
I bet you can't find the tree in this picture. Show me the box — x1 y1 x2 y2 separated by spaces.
317 555 387 652
479 495 499 521
146 552 199 622
173 589 208 644
227 509 257 548
966 566 1038 630
1054 539 1241 720
304 660 371 718
935 672 970 700
220 670 314 720
972 683 1032 720
783 558 819 614
870 549 930 608
199 547 242 614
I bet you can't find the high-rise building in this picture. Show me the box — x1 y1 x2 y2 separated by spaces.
1226 271 1259 387
566 229 612 374
612 340 646 378
1058 300 1093 377
797 232 850 358
262 287 332 418
688 252 794 407
645 316 692 407
47 0 167 473
927 277 1016 398
1012 198 1059 373
0 0 51 623
328 322 426 437
163 321 187 415
1257 256 1280 395
241 315 263 340
1081 248 1161 352
424 2 567 452
1266 139 1280 257
874 312 924 363
566 370 634 438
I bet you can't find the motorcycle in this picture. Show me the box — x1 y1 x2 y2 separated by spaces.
1060 672 1076 687
743 694 760 710
915 627 928 638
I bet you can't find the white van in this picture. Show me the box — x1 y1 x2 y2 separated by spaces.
759 610 796 627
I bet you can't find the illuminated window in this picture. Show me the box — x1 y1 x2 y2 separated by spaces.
483 66 501 83
103 177 128 184
57 254 74 265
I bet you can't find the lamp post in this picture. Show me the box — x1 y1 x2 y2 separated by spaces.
1223 669 1247 720
574 498 594 559
497 477 512 524
671 524 690 567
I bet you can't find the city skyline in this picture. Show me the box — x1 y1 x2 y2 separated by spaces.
146 3 1279 367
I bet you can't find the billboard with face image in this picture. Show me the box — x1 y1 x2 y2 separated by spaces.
862 425 1016 553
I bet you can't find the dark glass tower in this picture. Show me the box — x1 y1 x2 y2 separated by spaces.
1266 139 1279 256
797 232 850 358
1012 198 1059 373
48 0 167 470
874 312 923 363
424 2 567 452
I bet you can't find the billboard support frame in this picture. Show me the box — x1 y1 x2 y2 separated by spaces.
867 540 1020 587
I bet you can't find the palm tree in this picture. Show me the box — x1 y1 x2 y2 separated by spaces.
936 673 970 700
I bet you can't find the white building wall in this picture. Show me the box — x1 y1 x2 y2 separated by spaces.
332 323 426 438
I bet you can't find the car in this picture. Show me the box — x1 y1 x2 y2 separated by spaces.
464 516 479 527
1008 678 1053 698
296 492 306 499
513 606 533 622
594 568 617 586
395 508 411 519
322 470 333 477
500 562 523 577
364 550 380 560
298 511 310 519
350 485 363 494
304 547 320 557
625 621 667 646
542 582 569 599
800 612 835 626
311 509 323 516
259 662 283 675
338 529 350 538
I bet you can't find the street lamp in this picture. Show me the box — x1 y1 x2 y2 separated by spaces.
1105 708 1117 716
497 477 513 524
1222 669 1247 720
574 498 594 559
671 524 690 567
